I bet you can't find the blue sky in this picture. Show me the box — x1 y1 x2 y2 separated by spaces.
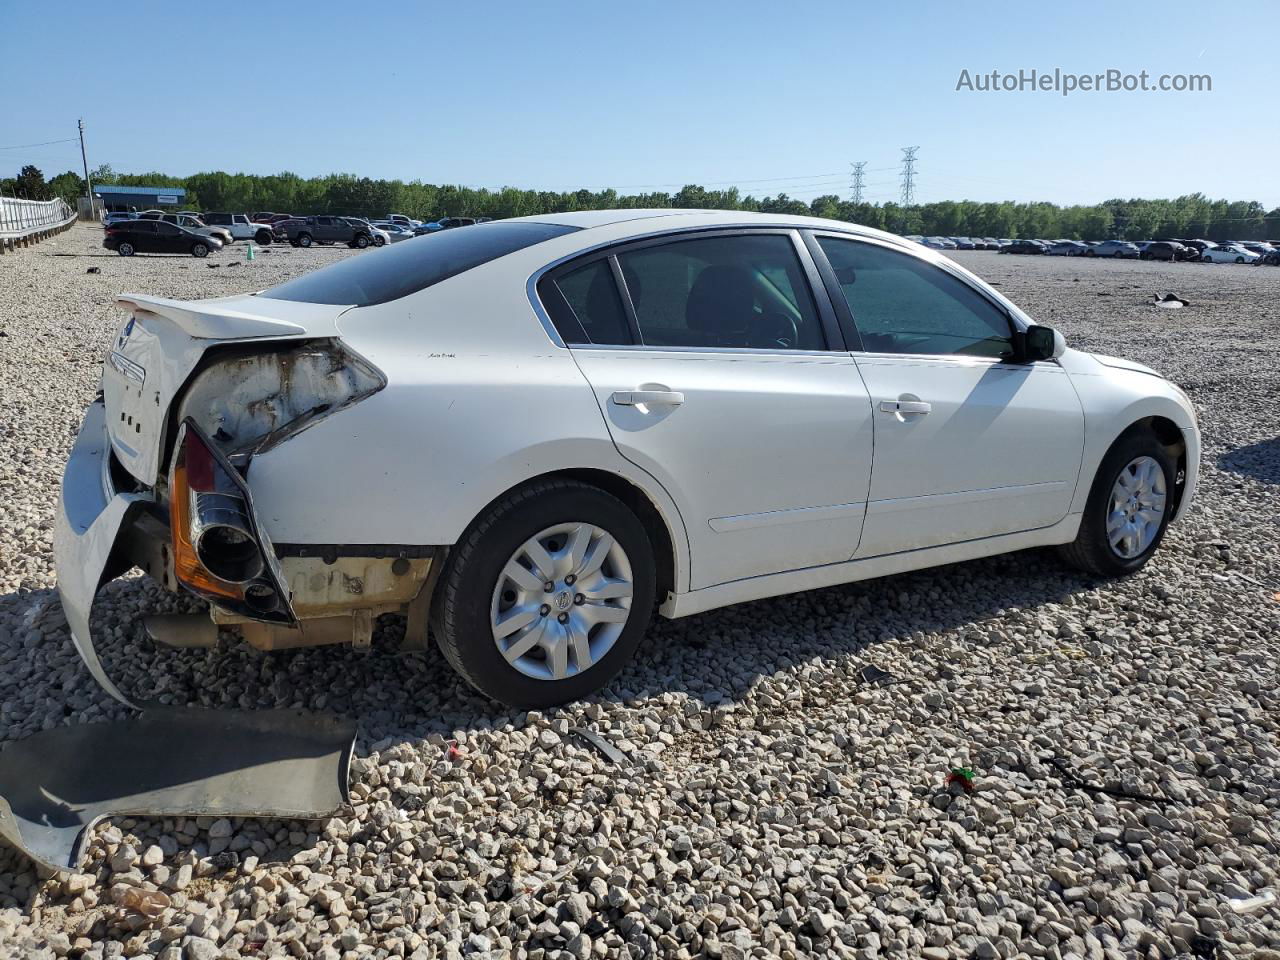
4 1 1276 207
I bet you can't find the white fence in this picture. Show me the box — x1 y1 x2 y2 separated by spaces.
0 195 79 253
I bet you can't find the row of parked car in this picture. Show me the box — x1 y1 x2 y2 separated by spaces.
991 237 1280 264
911 236 1013 251
910 234 1280 263
250 212 491 248
99 209 492 257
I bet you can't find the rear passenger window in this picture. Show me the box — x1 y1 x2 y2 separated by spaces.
554 260 631 345
616 234 826 350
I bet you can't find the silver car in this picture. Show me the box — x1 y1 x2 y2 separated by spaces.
1088 240 1140 258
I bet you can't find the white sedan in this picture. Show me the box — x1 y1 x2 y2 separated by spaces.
371 221 416 243
55 210 1199 708
1199 243 1259 264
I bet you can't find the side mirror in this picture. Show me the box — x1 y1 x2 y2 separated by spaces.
1022 324 1066 362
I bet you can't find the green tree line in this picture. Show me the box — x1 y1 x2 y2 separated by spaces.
7 163 1278 241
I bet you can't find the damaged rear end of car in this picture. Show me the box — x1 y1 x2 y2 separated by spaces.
54 291 437 706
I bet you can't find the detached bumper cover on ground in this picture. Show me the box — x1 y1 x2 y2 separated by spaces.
0 707 354 872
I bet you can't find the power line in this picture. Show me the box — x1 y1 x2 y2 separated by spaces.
536 166 905 192
850 161 867 204
0 137 79 151
548 170 849 191
900 147 919 207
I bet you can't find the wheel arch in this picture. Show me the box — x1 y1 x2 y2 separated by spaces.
1088 412 1192 521
1122 414 1188 516
451 466 689 608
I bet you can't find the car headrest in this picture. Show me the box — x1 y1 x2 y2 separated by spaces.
686 264 753 333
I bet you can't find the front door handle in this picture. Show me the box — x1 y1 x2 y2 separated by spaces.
612 390 685 407
879 399 931 415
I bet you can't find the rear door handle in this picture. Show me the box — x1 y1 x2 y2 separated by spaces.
879 400 931 415
612 390 685 406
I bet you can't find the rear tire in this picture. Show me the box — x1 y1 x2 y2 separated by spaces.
1058 430 1177 577
431 479 656 708
117 242 134 257
298 233 313 248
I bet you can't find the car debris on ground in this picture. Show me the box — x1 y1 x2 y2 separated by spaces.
0 708 354 872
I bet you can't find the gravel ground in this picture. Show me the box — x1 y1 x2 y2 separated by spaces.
1 227 1277 959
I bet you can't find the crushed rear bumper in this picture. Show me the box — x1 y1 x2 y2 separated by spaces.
52 398 154 707
17 400 356 875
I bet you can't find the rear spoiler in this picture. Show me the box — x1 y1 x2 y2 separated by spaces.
116 294 308 341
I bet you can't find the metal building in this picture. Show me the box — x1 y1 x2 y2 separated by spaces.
93 184 187 213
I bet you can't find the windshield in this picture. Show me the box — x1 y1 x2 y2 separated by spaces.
259 220 579 307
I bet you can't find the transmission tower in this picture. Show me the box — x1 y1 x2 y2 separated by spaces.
900 146 919 207
849 161 867 204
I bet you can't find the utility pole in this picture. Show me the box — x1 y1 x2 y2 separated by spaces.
899 146 919 208
79 118 95 221
850 161 867 204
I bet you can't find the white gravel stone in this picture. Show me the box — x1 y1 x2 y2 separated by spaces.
0 233 1277 957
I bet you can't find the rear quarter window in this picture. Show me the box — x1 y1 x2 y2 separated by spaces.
259 221 580 307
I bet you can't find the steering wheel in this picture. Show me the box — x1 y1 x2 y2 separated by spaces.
754 311 800 350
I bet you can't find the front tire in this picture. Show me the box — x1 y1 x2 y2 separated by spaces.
1058 430 1176 577
431 480 657 708
354 234 370 249
254 229 273 245
297 233 313 248
191 242 209 258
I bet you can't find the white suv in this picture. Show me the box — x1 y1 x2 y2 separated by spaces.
200 212 274 245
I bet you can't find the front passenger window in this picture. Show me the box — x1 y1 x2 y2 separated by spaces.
817 237 1015 359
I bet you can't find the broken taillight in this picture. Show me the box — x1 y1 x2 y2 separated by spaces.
169 420 293 622
175 340 385 457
